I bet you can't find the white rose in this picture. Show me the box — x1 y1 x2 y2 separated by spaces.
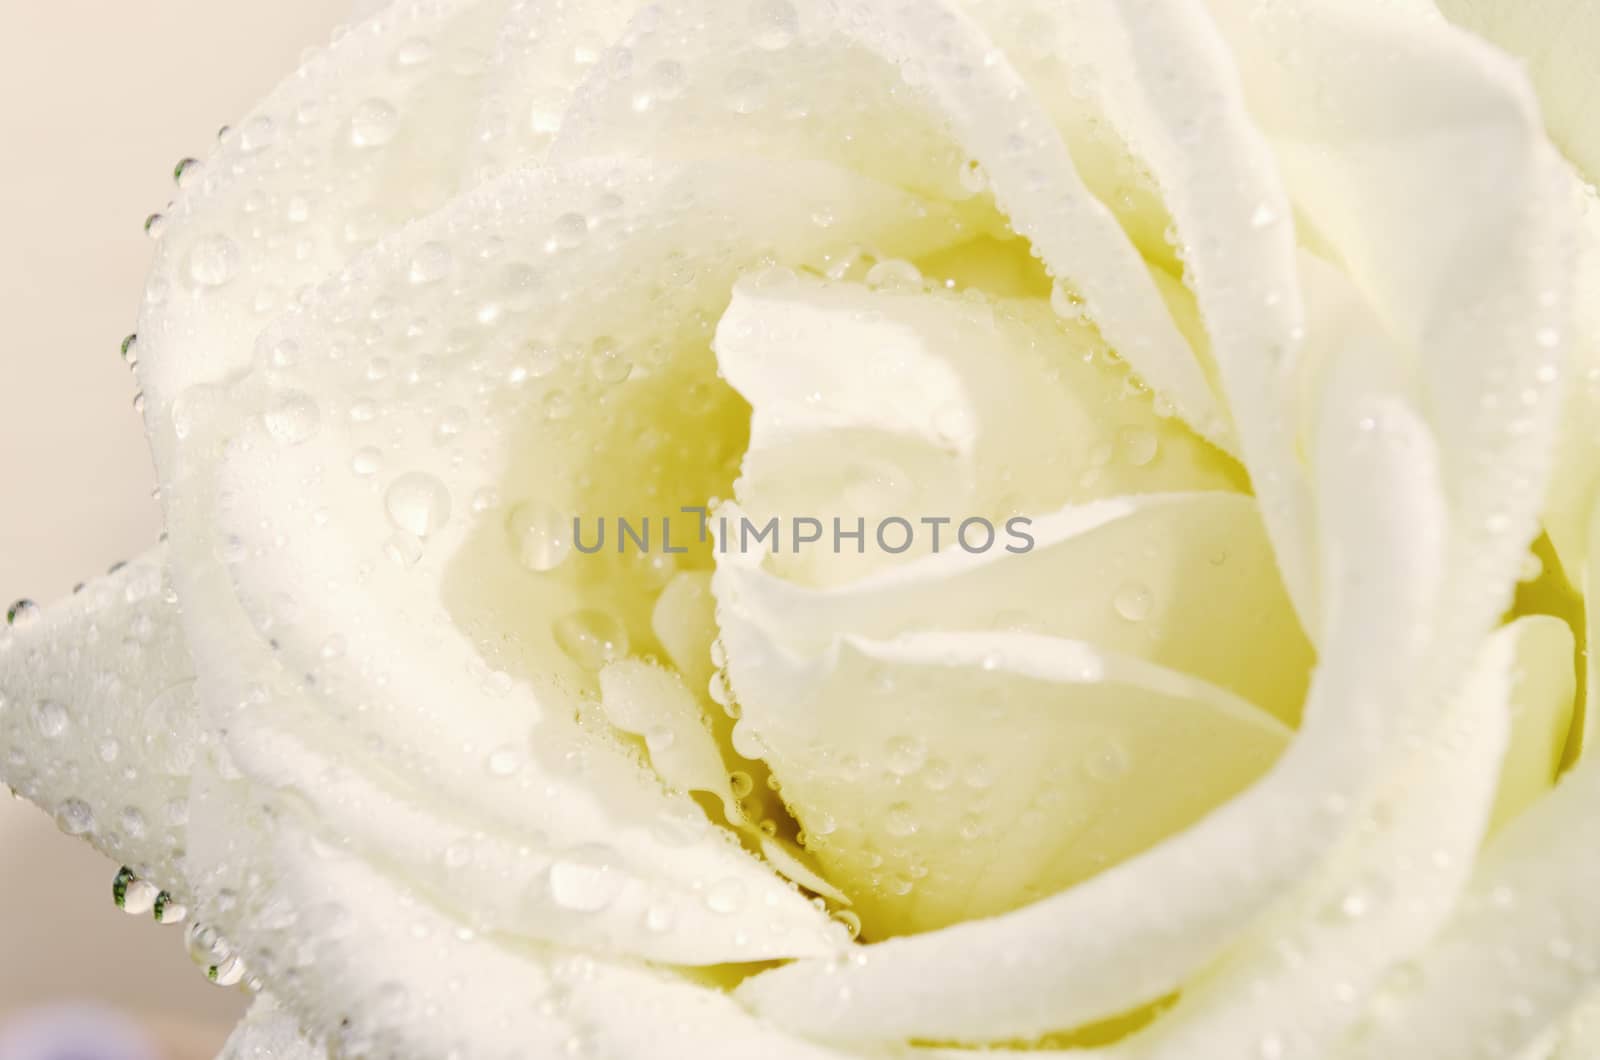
3 1 1599 1058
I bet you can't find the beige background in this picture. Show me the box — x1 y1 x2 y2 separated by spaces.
0 2 347 1054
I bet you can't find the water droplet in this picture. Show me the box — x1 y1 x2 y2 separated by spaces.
120 334 139 367
56 798 95 836
350 98 399 147
6 599 39 627
384 532 425 568
547 213 588 252
553 610 628 671
884 802 917 837
729 771 755 799
407 241 452 285
486 747 523 777
548 846 626 912
507 501 571 571
143 213 166 239
750 0 799 50
865 259 922 291
704 878 746 914
589 338 633 383
153 891 188 924
1113 582 1154 622
886 736 927 777
187 234 240 288
172 157 200 185
1120 426 1158 467
385 472 452 538
263 391 320 445
33 700 69 739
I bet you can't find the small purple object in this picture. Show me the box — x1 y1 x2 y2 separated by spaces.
0 1005 159 1060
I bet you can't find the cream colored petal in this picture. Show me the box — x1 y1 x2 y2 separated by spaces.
180 159 962 966
1208 0 1573 663
136 0 509 439
956 0 1316 636
1332 752 1600 1059
0 548 197 891
833 0 1235 455
217 995 325 1060
186 759 851 1060
1105 616 1526 1059
547 0 977 208
738 396 1448 1043
719 491 1309 726
722 628 1288 939
1487 615 1576 835
1436 0 1600 178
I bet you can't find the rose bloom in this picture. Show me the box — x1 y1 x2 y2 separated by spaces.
5 0 1600 1056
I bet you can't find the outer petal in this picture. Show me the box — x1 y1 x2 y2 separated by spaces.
0 548 197 890
187 761 853 1060
1435 0 1600 177
217 995 325 1060
1332 752 1600 1059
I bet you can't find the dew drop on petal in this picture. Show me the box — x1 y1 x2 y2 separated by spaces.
1114 582 1154 622
263 391 321 445
33 699 69 739
703 878 746 914
187 234 240 288
407 241 453 285
553 610 628 671
384 472 452 538
350 98 399 147
6 599 39 628
548 846 625 912
55 797 95 836
506 501 571 571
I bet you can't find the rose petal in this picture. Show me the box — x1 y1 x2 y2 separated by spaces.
1332 746 1600 1058
830 0 1237 456
717 491 1309 725
136 0 507 440
1486 615 1576 834
737 395 1448 1042
0 549 197 890
724 627 1290 938
218 995 324 1060
187 759 851 1060
185 158 965 965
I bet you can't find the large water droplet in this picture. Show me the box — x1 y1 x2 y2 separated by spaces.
350 98 399 147
33 700 69 739
553 610 628 671
56 798 95 836
407 241 452 285
6 599 39 628
385 472 452 538
187 234 239 288
548 846 626 913
263 390 321 446
1113 582 1154 622
507 501 571 571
